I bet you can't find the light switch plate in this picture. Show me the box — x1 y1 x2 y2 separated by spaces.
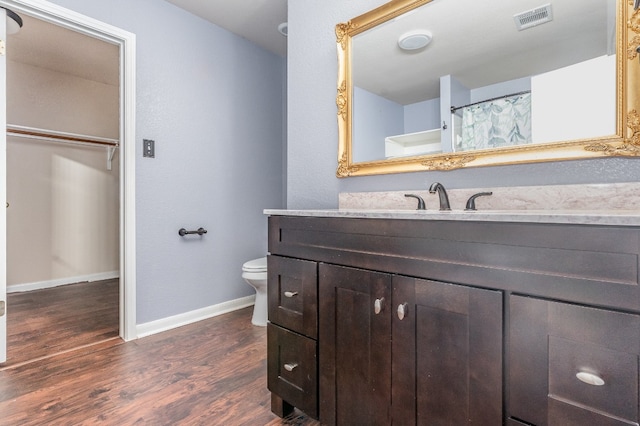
143 139 155 158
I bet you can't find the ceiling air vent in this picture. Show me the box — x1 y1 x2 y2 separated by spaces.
514 4 553 31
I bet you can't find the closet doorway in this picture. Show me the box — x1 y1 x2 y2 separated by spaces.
0 1 137 366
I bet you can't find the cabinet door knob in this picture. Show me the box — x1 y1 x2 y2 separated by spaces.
374 297 385 314
397 303 409 320
284 291 298 298
284 363 298 372
576 371 605 386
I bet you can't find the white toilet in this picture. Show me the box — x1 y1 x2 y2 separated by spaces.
242 256 268 326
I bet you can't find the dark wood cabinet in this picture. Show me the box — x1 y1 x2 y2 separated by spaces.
267 255 317 339
392 275 503 425
267 255 318 418
267 323 317 417
266 215 640 425
318 264 392 425
317 266 503 425
509 295 640 426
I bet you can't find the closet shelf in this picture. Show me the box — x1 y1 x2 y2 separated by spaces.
7 124 119 170
6 124 119 147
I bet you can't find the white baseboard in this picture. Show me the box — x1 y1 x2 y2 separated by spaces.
7 270 120 293
136 295 256 339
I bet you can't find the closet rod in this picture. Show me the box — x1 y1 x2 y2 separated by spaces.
6 124 119 147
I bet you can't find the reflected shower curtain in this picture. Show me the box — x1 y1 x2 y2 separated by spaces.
457 93 532 151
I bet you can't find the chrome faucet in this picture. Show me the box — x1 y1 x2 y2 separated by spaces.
428 182 451 211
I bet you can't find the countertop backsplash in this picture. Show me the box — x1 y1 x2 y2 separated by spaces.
338 182 640 212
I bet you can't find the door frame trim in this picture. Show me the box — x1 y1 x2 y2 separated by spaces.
1 0 137 341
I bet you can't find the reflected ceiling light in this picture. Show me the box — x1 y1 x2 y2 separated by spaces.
277 22 288 37
1 7 22 34
398 30 432 51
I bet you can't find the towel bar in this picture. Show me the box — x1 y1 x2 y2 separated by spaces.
178 227 207 236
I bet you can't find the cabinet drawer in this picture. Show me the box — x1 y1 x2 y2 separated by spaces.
509 296 640 425
267 324 317 418
548 336 637 423
268 255 317 338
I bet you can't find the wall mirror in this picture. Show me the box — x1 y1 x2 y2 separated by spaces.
336 0 640 177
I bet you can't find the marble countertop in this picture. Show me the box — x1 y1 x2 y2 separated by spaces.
264 209 640 226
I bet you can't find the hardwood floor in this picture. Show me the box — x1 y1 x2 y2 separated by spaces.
4 279 120 368
0 288 320 425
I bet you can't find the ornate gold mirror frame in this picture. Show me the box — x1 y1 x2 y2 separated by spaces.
336 0 639 177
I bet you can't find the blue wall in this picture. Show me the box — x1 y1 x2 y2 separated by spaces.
353 86 403 162
404 98 440 134
287 0 640 209
46 0 286 323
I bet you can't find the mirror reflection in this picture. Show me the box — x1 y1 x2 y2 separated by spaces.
350 0 617 163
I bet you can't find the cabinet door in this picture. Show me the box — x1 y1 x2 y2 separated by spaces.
393 276 503 425
319 263 392 426
509 295 640 426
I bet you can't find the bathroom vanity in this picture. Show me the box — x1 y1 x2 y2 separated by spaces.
266 209 640 425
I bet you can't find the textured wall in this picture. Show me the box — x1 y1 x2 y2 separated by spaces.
46 0 286 323
8 60 119 139
287 0 640 209
7 138 120 286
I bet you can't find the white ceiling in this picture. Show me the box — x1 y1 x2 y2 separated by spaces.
5 0 614 108
5 0 288 89
165 0 288 57
7 14 119 86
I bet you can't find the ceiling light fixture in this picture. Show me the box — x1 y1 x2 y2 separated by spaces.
398 30 432 51
277 22 288 37
1 7 22 34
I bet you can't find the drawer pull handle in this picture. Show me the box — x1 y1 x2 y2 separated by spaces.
374 297 385 315
284 291 298 298
284 363 298 372
576 371 605 386
397 303 409 320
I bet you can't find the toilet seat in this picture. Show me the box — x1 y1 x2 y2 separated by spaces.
242 257 267 273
